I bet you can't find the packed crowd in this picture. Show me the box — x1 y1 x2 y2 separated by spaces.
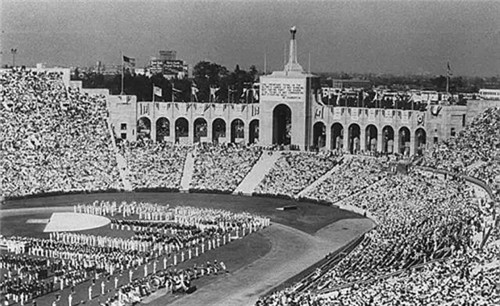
303 157 388 204
119 140 189 190
254 152 341 197
0 68 121 198
312 243 500 305
422 107 500 195
191 143 262 192
258 170 498 305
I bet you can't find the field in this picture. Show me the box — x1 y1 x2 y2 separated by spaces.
0 192 374 306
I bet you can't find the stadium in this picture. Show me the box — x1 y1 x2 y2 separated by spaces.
1 18 500 306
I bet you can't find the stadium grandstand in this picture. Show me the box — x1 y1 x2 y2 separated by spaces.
1 28 499 306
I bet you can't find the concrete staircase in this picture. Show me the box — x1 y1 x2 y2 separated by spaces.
106 118 132 191
233 151 282 196
180 147 196 193
116 153 133 191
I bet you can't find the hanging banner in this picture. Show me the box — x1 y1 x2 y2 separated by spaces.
401 111 410 124
384 110 394 122
139 102 151 116
314 106 324 119
252 105 260 117
351 108 359 121
215 104 224 116
333 107 342 119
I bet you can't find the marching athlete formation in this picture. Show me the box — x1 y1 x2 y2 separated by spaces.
0 201 270 306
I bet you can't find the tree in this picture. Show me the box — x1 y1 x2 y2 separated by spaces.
193 61 230 101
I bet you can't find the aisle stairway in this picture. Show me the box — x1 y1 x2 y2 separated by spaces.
106 117 132 191
233 151 282 196
116 153 133 191
180 147 196 193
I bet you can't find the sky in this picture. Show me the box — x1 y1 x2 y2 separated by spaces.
1 0 499 76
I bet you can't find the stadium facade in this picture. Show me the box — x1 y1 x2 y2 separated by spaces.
65 28 499 155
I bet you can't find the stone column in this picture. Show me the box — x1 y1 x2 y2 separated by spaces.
343 126 349 153
325 125 332 150
377 129 383 153
410 130 415 156
394 128 400 155
151 117 157 142
207 119 213 143
360 126 366 154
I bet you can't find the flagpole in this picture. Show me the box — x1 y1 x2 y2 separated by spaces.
283 43 286 72
446 62 451 94
121 51 124 95
308 52 311 74
152 84 156 141
264 52 267 75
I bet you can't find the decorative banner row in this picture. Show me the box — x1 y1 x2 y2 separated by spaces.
314 106 423 124
138 102 260 118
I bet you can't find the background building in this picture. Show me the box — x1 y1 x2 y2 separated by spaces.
147 50 188 79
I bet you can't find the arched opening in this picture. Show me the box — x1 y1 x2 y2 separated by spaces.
330 123 343 151
137 117 151 140
348 123 361 154
193 118 208 143
249 119 259 144
415 128 427 156
382 126 394 154
212 118 226 144
365 125 378 152
273 104 292 145
231 119 245 143
313 122 326 149
399 127 411 156
175 117 189 143
156 117 170 142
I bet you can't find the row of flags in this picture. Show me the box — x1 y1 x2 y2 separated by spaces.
151 83 258 103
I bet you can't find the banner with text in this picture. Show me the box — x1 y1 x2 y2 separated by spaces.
260 79 306 102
